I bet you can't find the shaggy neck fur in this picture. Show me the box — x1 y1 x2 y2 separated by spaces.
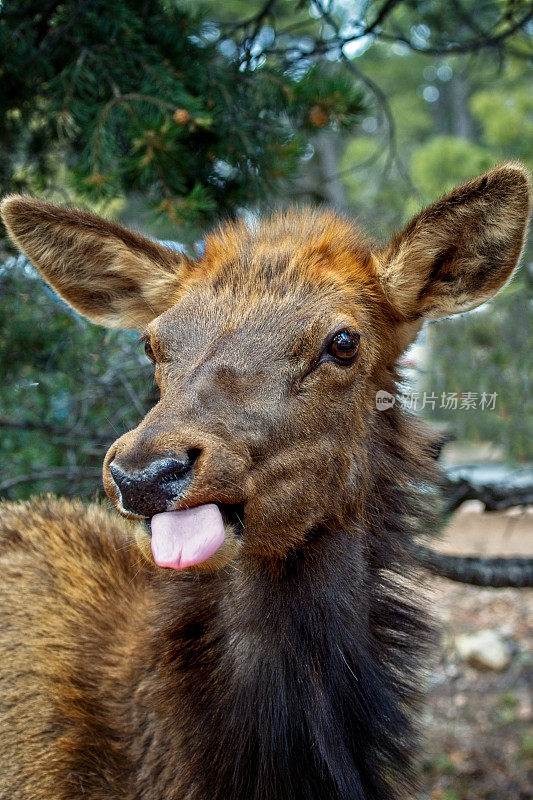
131 406 436 800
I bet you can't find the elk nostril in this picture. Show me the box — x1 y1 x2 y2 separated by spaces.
109 462 129 491
154 458 191 487
156 453 197 488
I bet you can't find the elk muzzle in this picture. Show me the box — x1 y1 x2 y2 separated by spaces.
103 424 249 571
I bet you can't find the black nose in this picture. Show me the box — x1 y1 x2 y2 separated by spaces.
109 451 199 517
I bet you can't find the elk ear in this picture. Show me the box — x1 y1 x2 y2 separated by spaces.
0 196 191 329
375 163 531 320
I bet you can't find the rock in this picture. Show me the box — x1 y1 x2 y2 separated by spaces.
454 629 511 671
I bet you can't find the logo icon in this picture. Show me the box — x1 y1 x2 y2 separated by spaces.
375 390 395 411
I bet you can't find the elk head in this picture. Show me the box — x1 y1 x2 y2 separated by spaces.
1 164 530 571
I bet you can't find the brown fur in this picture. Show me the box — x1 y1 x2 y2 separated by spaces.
0 163 530 800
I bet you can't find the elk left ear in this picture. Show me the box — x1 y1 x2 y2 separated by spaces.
0 196 191 330
375 163 531 320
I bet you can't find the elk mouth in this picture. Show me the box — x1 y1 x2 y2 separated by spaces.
146 501 246 571
142 502 245 531
218 502 246 535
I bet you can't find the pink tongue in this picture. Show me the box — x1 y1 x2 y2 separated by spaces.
150 504 225 570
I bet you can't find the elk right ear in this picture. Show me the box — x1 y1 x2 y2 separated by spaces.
0 196 192 329
375 163 531 320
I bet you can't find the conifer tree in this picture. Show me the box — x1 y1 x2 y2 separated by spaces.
0 0 363 226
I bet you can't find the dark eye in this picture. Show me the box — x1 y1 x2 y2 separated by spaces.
325 329 360 365
143 338 156 363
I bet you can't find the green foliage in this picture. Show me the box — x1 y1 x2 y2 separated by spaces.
0 0 364 226
411 136 494 199
0 258 155 499
292 67 366 132
520 732 533 757
471 84 533 166
407 135 495 216
421 267 533 461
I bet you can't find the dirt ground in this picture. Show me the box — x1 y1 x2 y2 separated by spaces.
418 506 533 799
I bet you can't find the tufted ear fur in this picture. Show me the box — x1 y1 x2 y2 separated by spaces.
0 197 191 329
375 163 531 320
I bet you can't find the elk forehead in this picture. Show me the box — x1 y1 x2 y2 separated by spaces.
148 213 386 373
150 282 368 370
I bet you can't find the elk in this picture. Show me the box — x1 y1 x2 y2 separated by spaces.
0 164 530 800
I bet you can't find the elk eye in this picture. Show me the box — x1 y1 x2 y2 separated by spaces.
326 329 360 364
143 339 156 363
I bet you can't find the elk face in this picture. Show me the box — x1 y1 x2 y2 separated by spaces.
102 237 392 567
2 164 530 571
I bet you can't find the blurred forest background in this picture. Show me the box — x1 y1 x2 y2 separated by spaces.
0 2 532 798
